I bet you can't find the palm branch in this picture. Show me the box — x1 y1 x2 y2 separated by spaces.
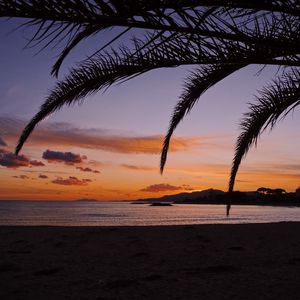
1 1 299 75
15 29 299 155
160 63 246 173
229 69 300 192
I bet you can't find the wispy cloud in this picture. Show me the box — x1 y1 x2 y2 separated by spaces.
140 183 197 193
140 183 182 193
52 176 92 186
76 167 100 173
12 175 30 179
0 117 198 154
42 149 86 165
182 184 195 191
0 148 44 169
248 163 300 173
121 164 156 171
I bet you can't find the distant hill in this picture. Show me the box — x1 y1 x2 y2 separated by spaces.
135 189 225 203
133 189 300 206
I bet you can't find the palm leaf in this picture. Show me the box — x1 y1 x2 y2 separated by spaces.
160 31 300 173
1 1 299 75
15 26 298 155
160 63 246 173
229 68 300 192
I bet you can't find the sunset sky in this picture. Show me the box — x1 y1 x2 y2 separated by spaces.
0 19 300 201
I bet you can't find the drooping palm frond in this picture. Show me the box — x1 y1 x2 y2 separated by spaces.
160 37 299 173
160 63 246 173
229 68 300 192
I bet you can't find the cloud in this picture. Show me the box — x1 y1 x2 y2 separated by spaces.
0 151 29 168
121 164 155 171
0 137 7 146
0 149 45 169
182 184 195 191
251 163 300 173
76 167 100 173
39 174 48 179
140 183 196 192
0 117 198 154
52 176 91 186
43 150 86 165
140 183 182 193
12 175 29 179
30 160 45 167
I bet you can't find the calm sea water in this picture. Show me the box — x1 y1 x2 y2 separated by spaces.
1 201 300 226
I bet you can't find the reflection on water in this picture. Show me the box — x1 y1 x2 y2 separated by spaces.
1 201 300 226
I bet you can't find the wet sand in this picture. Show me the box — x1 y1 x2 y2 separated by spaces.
1 223 300 299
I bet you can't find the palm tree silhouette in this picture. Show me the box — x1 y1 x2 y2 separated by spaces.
1 1 299 198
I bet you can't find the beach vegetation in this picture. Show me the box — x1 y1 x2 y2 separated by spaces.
257 187 286 195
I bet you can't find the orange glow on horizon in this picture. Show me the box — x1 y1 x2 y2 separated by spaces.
1 117 300 201
1 162 299 201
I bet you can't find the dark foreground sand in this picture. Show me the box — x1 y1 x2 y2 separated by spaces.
1 223 300 300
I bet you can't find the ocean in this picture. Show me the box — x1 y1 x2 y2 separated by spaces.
1 201 300 226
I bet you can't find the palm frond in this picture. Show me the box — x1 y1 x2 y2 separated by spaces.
15 19 300 155
1 1 299 75
16 21 298 156
160 30 300 173
229 68 300 192
160 63 246 173
50 25 103 77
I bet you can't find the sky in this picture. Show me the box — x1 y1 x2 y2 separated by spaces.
0 19 300 200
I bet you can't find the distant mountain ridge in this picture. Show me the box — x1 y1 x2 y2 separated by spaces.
135 188 225 203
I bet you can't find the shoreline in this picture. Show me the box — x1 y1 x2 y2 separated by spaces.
2 198 300 207
1 222 300 299
0 220 300 228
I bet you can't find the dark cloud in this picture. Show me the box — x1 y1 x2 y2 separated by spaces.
140 183 182 193
52 176 91 186
39 174 48 179
43 150 86 165
0 148 45 169
76 167 100 173
0 137 7 147
0 149 30 168
0 117 198 154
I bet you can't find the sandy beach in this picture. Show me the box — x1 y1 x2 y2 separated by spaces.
1 223 300 299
